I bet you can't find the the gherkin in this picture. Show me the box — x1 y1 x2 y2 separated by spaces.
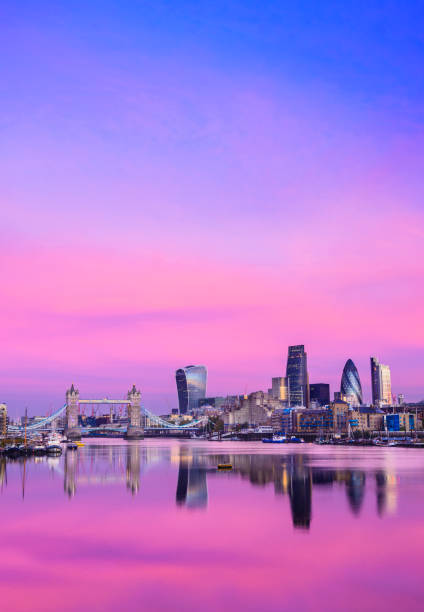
341 359 363 406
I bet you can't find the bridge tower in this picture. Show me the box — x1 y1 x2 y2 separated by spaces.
65 384 81 440
125 384 144 440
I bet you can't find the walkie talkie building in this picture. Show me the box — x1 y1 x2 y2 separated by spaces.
175 365 207 414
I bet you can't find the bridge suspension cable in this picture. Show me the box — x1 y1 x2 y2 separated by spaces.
8 403 210 432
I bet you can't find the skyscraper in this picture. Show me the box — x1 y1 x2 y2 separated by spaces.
286 345 309 407
271 376 289 403
370 357 392 407
340 359 363 406
175 365 207 414
309 383 330 406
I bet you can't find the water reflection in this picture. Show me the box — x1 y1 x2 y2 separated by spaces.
176 456 208 509
0 444 400 528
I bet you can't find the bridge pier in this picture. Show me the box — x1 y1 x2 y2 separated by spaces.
125 385 144 440
65 384 82 440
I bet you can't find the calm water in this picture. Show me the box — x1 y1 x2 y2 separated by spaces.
1 440 423 611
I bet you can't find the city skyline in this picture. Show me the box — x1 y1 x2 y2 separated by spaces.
1 2 424 414
0 347 415 417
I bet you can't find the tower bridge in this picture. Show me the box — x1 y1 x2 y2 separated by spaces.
65 384 144 440
7 384 210 438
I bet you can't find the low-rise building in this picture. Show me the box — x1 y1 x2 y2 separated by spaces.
222 391 278 429
293 407 334 434
331 400 350 434
271 408 294 433
385 412 418 432
0 403 7 436
349 407 384 432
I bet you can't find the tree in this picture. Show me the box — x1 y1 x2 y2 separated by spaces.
213 418 224 432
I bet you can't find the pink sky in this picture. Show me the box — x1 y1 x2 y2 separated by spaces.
1 3 424 414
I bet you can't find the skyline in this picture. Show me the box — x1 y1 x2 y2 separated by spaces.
0 348 417 417
1 2 424 414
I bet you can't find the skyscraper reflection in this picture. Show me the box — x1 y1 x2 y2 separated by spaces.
288 455 312 529
0 446 400 527
176 450 208 509
345 471 366 514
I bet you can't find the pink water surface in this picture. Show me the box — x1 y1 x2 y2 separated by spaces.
0 440 423 611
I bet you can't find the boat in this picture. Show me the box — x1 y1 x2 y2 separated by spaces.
75 441 85 447
288 436 304 443
32 443 47 454
262 434 287 443
217 464 233 470
67 442 78 450
46 433 63 454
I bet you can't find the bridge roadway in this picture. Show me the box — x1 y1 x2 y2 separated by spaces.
7 401 211 434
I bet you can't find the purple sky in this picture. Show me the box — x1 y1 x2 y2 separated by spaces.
1 1 423 415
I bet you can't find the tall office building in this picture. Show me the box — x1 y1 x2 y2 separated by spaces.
286 345 309 407
309 383 330 406
370 357 392 407
271 376 289 403
175 365 207 414
340 359 363 406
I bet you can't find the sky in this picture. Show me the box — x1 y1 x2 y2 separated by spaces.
1 1 424 415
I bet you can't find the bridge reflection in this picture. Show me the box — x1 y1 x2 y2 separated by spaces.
0 446 399 526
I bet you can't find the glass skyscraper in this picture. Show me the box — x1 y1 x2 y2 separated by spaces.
175 365 207 414
340 359 363 406
371 357 392 406
286 345 309 407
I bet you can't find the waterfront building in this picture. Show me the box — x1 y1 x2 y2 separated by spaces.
340 359 363 406
222 391 280 429
175 365 207 414
309 383 330 406
349 407 384 432
371 357 392 407
293 408 333 434
384 412 417 432
286 345 309 407
331 400 349 433
0 403 7 436
271 408 293 433
271 377 289 403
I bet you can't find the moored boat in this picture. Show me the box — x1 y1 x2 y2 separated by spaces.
262 434 287 443
46 432 63 454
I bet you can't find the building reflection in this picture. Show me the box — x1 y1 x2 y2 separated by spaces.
126 444 140 495
203 452 369 528
63 444 144 498
0 457 6 491
375 470 397 516
0 446 401 527
345 471 366 515
176 448 208 509
288 455 312 529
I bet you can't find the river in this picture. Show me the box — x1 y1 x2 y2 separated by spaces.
0 439 423 611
